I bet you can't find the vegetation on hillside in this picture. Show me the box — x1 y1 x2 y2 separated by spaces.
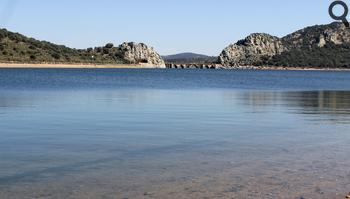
0 28 127 64
261 43 350 68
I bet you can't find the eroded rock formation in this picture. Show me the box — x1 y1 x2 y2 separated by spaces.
118 42 165 68
219 33 285 66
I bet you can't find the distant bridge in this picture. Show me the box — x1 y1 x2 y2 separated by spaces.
165 63 221 69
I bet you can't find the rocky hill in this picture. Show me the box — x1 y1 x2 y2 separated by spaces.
219 23 350 68
0 28 165 67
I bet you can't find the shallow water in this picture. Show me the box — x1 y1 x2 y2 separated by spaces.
0 69 350 199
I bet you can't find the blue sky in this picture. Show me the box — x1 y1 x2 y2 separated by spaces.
0 0 338 55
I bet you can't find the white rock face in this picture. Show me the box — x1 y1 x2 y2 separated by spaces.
282 23 350 48
219 33 285 66
118 42 165 68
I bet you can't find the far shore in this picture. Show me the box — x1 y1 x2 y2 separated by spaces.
237 66 350 71
0 62 350 71
0 63 148 69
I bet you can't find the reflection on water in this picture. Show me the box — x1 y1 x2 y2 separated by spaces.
2 90 350 114
239 91 350 110
286 91 350 112
238 91 350 123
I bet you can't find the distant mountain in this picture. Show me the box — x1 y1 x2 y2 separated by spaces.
0 28 165 67
163 52 212 60
219 22 350 68
163 52 217 64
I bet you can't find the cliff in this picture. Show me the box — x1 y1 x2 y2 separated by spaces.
219 33 285 66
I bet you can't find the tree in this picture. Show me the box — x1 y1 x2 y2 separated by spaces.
51 53 61 60
105 43 114 48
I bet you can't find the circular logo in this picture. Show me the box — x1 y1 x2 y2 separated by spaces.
329 1 349 27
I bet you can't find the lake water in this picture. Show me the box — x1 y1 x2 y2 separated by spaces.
0 69 350 199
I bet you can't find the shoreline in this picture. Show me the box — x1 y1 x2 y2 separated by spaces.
232 66 350 71
0 63 349 71
0 63 147 69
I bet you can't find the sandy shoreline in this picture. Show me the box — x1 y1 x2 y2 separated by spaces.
0 63 146 69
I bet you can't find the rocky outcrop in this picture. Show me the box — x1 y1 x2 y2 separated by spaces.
118 42 165 68
219 22 350 67
282 22 350 48
219 33 285 66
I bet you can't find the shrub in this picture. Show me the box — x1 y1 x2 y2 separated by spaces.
95 47 102 53
103 48 109 54
105 43 114 48
51 53 61 59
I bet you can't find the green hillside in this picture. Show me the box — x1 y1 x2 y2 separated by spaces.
0 28 127 64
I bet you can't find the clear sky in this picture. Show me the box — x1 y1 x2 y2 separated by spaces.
0 0 339 55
